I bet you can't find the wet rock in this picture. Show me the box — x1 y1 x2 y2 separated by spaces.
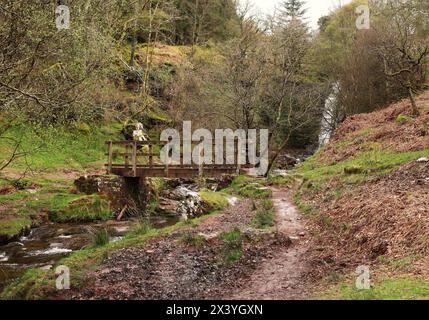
177 189 211 219
158 186 211 219
227 197 239 206
417 157 429 163
272 169 288 177
74 175 154 214
74 175 123 195
276 154 299 169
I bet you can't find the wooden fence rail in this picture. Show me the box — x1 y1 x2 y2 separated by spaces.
106 140 245 178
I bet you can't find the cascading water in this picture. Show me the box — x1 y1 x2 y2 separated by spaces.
318 83 340 148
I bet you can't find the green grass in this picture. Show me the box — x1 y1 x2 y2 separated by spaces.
396 114 410 125
220 229 243 264
26 194 113 223
266 174 293 186
180 232 206 246
0 217 32 236
315 277 429 300
130 219 153 236
227 176 272 199
91 228 110 247
252 200 275 229
287 145 429 232
294 190 314 215
199 190 229 210
0 178 73 236
294 148 429 185
0 122 122 172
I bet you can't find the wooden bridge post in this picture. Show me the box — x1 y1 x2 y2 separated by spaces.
125 143 130 169
149 144 153 168
236 138 241 175
132 141 137 177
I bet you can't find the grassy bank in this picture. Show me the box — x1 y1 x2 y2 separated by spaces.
268 96 429 300
314 276 429 300
0 123 123 237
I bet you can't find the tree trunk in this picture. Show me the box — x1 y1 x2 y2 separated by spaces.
408 87 419 116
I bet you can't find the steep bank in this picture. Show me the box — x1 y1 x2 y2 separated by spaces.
278 92 429 298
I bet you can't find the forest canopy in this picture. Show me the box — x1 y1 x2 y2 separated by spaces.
1 0 428 172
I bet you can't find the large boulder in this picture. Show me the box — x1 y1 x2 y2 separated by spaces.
74 176 154 214
158 186 211 219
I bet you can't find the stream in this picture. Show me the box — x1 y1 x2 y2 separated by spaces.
0 215 180 292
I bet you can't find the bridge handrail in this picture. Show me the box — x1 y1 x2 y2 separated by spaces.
106 140 244 177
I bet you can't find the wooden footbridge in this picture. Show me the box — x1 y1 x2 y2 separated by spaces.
106 140 247 178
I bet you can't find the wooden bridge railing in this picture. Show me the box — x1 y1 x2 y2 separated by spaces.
106 140 245 178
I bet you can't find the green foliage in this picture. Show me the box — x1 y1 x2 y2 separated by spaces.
11 179 31 190
294 190 314 215
174 0 239 45
35 194 113 223
294 148 429 185
396 114 410 125
0 218 32 237
316 277 429 300
0 268 49 300
0 122 122 172
73 121 91 133
131 219 153 236
266 174 294 187
181 233 206 247
253 200 275 229
220 229 243 264
199 190 229 210
91 229 110 247
228 176 272 199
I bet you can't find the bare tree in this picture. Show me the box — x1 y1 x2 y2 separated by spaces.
374 0 429 116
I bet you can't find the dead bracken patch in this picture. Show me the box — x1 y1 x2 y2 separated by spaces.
320 92 429 164
300 93 429 280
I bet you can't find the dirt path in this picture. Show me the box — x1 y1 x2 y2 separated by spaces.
227 187 311 300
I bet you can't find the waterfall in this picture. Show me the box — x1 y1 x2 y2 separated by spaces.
318 83 340 148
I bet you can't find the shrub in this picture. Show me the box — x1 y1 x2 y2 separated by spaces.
220 229 243 264
91 228 110 247
12 179 30 190
252 200 275 229
199 190 229 210
396 114 410 125
132 219 152 235
181 232 206 246
74 121 91 133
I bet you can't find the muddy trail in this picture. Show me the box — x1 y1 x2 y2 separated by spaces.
65 189 312 300
227 188 311 300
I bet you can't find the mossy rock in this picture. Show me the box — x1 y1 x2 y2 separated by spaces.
344 166 366 175
48 195 113 223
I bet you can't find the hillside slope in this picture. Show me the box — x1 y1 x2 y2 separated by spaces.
281 92 429 298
